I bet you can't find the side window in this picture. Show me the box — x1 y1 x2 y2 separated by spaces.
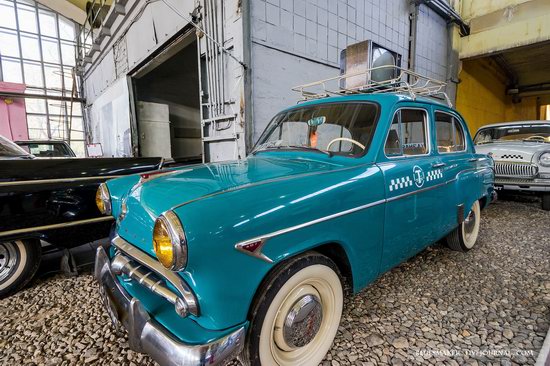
435 112 466 153
384 109 428 157
384 114 401 156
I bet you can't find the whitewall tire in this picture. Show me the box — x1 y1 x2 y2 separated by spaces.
0 239 41 298
245 253 344 366
445 200 481 252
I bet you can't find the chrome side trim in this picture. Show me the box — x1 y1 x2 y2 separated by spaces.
112 236 199 316
235 199 386 262
235 177 465 262
0 216 114 238
0 175 123 187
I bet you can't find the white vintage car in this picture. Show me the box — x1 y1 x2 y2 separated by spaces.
474 121 550 210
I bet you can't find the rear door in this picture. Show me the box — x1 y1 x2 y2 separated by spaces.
433 109 474 234
378 105 446 272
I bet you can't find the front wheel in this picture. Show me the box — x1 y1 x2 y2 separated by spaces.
0 239 41 299
445 201 481 252
245 253 344 366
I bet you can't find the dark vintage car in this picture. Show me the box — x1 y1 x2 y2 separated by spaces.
16 140 77 158
0 135 199 298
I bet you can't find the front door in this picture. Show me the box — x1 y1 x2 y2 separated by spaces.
378 106 446 272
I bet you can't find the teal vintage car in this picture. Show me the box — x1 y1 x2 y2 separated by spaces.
94 93 495 366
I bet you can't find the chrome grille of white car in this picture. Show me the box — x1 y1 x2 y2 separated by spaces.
494 162 538 178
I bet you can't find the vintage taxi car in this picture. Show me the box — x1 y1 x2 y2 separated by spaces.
94 92 495 366
474 121 550 210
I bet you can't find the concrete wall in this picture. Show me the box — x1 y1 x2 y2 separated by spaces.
456 58 538 134
82 0 455 157
415 5 449 83
250 0 451 141
83 1 195 104
458 0 550 59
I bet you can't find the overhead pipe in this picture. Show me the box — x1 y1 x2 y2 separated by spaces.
418 0 470 36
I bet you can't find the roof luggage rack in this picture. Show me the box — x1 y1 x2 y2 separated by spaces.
292 66 452 107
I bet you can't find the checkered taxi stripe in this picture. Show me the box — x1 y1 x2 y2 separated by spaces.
501 154 523 160
389 176 413 191
427 169 443 182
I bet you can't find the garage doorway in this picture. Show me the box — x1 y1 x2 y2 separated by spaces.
131 30 202 160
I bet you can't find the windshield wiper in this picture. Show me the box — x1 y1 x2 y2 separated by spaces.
285 145 333 157
252 145 333 157
251 145 284 155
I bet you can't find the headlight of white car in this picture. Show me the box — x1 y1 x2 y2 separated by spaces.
539 152 550 167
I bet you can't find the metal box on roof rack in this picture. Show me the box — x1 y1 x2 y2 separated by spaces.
340 40 403 90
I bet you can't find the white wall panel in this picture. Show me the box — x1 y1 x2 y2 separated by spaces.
87 78 132 157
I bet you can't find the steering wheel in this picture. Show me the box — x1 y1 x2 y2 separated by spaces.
524 135 546 142
326 137 365 151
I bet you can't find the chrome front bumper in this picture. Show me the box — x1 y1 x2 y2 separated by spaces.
94 246 245 366
494 177 550 192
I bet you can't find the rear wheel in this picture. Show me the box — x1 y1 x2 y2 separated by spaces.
445 201 481 252
0 239 41 299
245 253 344 366
542 193 550 211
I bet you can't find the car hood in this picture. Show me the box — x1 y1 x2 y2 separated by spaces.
475 141 550 163
115 154 347 251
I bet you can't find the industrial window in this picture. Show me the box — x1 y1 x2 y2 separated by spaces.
0 0 85 156
435 112 466 153
384 109 428 157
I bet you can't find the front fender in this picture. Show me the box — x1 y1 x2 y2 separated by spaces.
174 164 386 331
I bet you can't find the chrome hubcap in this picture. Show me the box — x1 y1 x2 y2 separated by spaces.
0 242 18 283
463 209 476 240
282 294 323 349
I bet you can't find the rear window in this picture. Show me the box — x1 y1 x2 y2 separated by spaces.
435 112 466 152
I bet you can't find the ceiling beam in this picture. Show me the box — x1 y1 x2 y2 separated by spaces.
491 54 519 87
35 0 86 25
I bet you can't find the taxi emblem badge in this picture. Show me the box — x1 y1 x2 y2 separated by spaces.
413 165 425 188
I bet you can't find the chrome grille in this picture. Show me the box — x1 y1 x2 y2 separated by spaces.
494 162 538 178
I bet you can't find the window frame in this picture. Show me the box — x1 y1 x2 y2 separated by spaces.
434 110 467 154
383 106 431 160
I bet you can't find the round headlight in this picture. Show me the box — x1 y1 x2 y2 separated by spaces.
153 211 187 271
95 183 111 215
539 152 550 167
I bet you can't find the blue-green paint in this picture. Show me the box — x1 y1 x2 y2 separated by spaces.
105 94 494 343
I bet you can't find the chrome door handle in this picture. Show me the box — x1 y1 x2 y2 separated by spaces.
469 158 480 162
432 163 446 168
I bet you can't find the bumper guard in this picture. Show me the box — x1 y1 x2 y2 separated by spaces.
94 246 245 366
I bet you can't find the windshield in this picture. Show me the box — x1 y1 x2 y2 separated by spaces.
253 102 379 157
18 142 73 157
0 135 32 158
474 124 550 144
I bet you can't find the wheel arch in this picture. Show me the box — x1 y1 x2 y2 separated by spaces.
310 242 353 292
478 195 489 210
246 242 353 322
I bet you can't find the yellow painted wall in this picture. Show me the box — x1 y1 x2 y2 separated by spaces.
456 58 538 134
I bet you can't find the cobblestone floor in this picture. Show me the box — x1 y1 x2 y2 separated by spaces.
0 199 548 365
